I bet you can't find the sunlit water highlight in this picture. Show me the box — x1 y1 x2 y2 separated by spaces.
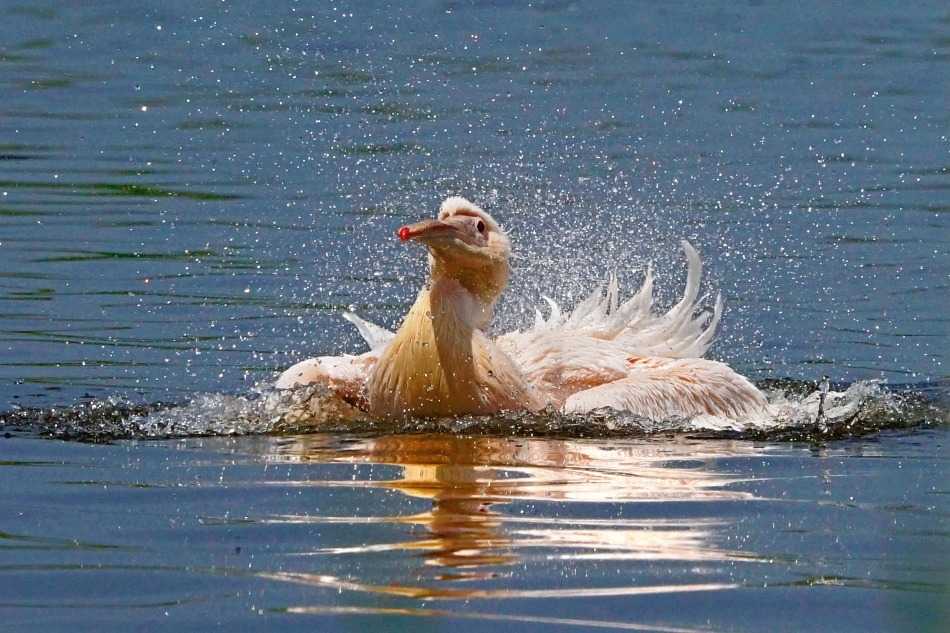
4 427 946 632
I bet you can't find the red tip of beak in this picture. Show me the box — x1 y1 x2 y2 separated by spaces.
398 226 411 242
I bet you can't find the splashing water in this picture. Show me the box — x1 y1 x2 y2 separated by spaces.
2 378 945 443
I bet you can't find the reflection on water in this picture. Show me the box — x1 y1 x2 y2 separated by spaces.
248 434 762 601
2 429 945 631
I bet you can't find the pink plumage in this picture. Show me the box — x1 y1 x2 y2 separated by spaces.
277 197 768 423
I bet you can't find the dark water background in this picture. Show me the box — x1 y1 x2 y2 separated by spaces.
1 1 947 631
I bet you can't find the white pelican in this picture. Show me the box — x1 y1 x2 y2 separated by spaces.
277 197 768 422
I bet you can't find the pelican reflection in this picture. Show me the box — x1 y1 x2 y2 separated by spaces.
254 434 763 600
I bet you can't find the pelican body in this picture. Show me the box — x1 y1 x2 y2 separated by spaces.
277 197 768 423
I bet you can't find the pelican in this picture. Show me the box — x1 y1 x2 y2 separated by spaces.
277 197 768 423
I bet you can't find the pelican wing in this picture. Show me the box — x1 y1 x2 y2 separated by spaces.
561 356 768 420
275 350 377 409
498 241 723 400
343 311 395 351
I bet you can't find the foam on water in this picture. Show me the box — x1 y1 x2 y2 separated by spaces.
2 378 945 443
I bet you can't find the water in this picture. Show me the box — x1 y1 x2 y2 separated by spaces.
3 430 947 632
1 1 948 631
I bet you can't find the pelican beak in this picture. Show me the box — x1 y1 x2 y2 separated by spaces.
397 219 472 247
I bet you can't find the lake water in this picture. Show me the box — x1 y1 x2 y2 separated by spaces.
1 1 948 631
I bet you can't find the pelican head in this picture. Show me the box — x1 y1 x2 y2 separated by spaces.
398 197 510 306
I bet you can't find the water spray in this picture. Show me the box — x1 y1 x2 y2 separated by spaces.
816 375 831 425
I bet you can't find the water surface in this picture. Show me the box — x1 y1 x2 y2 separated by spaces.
4 429 947 632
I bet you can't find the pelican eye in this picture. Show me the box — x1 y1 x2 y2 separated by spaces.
476 219 486 233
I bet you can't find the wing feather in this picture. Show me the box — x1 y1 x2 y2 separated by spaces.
275 350 377 409
495 241 749 411
342 311 395 351
561 357 768 421
499 241 723 391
